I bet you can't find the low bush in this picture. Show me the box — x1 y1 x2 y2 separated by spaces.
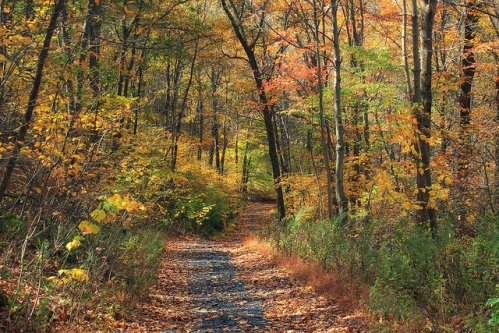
275 208 499 330
0 193 165 332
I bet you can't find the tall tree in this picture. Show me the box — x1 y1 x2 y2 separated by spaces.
456 0 479 222
313 0 334 219
331 0 348 221
220 0 286 219
416 0 438 232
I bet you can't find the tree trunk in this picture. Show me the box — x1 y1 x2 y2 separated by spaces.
0 0 66 206
210 67 222 173
457 1 479 222
314 0 334 220
495 62 499 206
418 0 438 233
221 0 286 219
332 0 348 222
221 110 228 175
171 42 198 171
402 0 413 100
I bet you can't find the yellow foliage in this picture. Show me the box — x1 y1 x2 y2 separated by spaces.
48 268 89 287
78 220 100 235
66 236 84 251
91 209 106 223
107 193 145 213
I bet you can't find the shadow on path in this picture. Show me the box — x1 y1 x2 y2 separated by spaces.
184 241 270 332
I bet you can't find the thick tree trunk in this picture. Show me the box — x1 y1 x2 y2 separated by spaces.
0 0 66 206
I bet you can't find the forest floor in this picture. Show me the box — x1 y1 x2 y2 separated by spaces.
51 203 370 332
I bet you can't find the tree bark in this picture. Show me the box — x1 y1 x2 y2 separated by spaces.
418 0 437 233
313 0 334 220
332 0 348 222
457 1 478 222
402 0 413 100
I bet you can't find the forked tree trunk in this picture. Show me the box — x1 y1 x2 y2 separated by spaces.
221 0 286 219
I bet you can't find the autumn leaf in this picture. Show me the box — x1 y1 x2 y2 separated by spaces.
58 268 89 282
66 236 84 251
91 209 106 222
79 220 100 235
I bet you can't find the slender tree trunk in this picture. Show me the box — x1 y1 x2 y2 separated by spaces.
89 0 102 145
210 67 222 173
133 65 143 135
495 62 499 206
221 110 228 175
411 0 425 223
61 4 76 115
241 124 252 194
242 154 251 194
418 0 438 233
314 0 334 220
344 0 367 206
402 0 413 100
277 113 291 174
332 0 348 222
197 80 204 160
171 42 198 171
235 110 239 164
0 0 66 206
457 1 478 222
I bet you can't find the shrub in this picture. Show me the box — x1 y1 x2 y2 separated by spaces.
273 210 499 329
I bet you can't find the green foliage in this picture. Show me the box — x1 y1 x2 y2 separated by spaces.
486 293 499 327
114 230 164 298
160 182 233 236
0 211 23 235
275 211 499 328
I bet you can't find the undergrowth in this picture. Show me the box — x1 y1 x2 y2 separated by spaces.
275 208 499 332
0 135 241 332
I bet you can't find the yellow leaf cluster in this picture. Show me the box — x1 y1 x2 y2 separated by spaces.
66 235 84 251
107 193 145 213
91 209 106 223
48 268 89 287
79 220 100 235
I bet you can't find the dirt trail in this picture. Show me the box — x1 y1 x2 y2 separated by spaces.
121 203 368 332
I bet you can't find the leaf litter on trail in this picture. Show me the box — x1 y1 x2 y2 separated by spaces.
71 203 369 332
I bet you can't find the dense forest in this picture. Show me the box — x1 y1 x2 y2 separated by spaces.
1 0 499 331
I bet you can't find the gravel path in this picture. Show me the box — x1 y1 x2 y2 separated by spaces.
121 203 368 332
184 240 270 332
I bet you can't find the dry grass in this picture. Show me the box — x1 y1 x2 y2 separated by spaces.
242 233 369 310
